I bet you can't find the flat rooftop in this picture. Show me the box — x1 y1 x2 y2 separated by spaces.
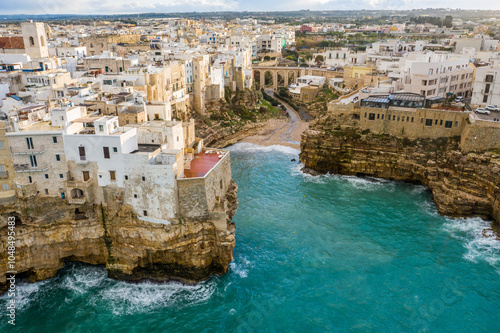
131 144 161 154
184 149 227 178
20 121 61 132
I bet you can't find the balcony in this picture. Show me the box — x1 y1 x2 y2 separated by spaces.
10 145 45 155
0 171 8 179
66 179 92 188
69 197 86 205
14 162 48 172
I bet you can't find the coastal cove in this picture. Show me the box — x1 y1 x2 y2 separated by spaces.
1 143 499 332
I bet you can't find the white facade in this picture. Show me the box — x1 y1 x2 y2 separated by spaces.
394 52 474 98
471 66 500 107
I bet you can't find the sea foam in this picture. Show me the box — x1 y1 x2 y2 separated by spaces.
443 217 500 273
227 142 300 156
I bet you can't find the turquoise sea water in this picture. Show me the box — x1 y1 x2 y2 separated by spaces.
1 143 500 332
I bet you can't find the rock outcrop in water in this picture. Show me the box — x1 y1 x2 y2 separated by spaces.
0 181 238 294
300 111 500 227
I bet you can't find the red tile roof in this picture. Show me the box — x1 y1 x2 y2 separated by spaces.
0 37 25 50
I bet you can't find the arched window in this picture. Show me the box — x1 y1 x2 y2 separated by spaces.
29 37 34 46
40 36 45 46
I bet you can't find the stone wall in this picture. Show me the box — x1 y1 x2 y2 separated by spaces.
461 117 500 153
177 152 232 220
328 103 470 139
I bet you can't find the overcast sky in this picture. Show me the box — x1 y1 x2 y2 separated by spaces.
1 0 499 15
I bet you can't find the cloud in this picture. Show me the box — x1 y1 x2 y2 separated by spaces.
0 0 499 15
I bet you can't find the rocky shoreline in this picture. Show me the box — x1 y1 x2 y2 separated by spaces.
300 113 500 230
0 181 238 294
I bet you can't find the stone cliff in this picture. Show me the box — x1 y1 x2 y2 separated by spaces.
0 181 238 294
195 88 285 148
300 112 500 227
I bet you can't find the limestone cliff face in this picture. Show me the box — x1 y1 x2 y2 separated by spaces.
195 89 283 148
0 181 238 293
300 113 500 225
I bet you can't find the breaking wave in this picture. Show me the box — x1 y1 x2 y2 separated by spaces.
443 217 500 273
227 142 299 156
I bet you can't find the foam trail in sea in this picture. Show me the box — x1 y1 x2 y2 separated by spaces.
443 217 500 273
291 162 393 190
98 278 217 315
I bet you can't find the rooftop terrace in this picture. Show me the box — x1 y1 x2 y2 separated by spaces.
184 149 227 178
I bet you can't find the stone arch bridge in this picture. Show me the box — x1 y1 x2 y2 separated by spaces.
252 66 343 91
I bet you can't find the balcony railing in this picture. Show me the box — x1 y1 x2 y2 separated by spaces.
69 197 86 204
66 179 92 188
14 162 48 172
10 145 45 155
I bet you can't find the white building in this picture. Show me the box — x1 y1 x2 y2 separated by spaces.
471 65 500 107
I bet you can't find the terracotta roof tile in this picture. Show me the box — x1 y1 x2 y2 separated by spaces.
0 37 25 50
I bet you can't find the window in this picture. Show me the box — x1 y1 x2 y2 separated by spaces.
109 171 116 181
420 118 423 123
29 36 34 46
485 74 494 83
55 154 60 161
435 119 438 125
26 137 34 149
52 136 57 143
220 180 223 189
368 113 375 120
440 120 443 126
393 115 396 120
28 176 32 183
124 175 128 180
134 194 138 198
411 117 414 123
103 147 110 159
2 184 9 191
59 174 64 179
44 174 49 179
142 176 146 181
113 147 118 153
29 155 37 167
44 189 49 195
99 125 104 132
485 84 491 94
445 121 453 128
0 140 4 150
143 210 148 216
79 146 86 161
425 119 433 126
381 114 384 120
377 114 380 119
483 95 488 103
455 121 458 127
364 113 367 118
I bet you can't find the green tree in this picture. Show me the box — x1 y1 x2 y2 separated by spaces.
443 15 453 29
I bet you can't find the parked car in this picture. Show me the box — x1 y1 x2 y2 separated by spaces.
455 96 464 103
485 105 500 112
475 108 491 115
